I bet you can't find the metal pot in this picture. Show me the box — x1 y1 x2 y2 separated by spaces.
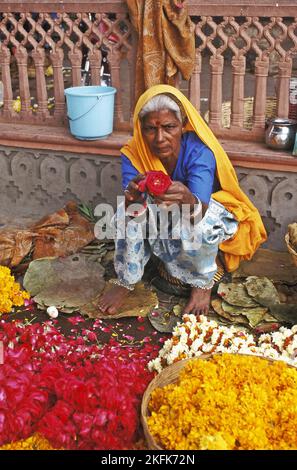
265 118 297 150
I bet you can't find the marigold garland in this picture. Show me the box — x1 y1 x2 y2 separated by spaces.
147 354 297 450
0 266 30 314
148 314 297 373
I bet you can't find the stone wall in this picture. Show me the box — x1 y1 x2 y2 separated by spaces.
0 145 296 251
237 169 297 251
0 145 122 218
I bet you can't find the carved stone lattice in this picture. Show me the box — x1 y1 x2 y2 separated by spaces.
190 15 297 136
0 8 297 139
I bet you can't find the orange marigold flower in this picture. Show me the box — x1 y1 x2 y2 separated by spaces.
0 434 60 450
147 354 297 450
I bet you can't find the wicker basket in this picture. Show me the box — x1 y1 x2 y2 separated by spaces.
141 357 197 450
142 354 221 450
141 354 296 450
204 96 277 129
285 232 297 267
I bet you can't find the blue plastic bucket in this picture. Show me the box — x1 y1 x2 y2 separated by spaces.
64 86 117 140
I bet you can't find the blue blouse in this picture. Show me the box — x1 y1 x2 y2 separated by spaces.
121 131 218 204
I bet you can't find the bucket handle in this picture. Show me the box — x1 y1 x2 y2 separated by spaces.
67 95 103 122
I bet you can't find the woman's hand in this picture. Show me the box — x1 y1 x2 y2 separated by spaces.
153 181 197 207
124 174 146 206
154 181 208 216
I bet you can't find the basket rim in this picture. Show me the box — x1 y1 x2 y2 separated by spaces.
141 356 202 450
141 353 297 450
285 232 297 255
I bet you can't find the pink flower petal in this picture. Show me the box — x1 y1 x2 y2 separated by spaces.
123 335 135 341
67 316 86 325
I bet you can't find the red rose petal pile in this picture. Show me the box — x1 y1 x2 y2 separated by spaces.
0 319 160 450
138 171 172 196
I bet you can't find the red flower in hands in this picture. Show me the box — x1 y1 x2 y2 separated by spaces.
137 171 172 196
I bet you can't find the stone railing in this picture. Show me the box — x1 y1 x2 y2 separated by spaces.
0 1 297 141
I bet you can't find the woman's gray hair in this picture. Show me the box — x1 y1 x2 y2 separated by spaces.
139 94 182 123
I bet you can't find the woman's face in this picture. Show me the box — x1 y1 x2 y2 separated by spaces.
141 109 183 163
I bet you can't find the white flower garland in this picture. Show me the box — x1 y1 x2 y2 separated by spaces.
148 314 297 373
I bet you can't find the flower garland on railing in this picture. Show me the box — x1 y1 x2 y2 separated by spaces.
0 266 30 315
0 319 160 449
148 314 297 373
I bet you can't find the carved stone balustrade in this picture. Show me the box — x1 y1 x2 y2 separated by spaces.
0 2 135 130
0 1 296 139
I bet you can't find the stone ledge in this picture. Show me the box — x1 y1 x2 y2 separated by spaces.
0 122 297 172
220 138 297 173
0 122 130 157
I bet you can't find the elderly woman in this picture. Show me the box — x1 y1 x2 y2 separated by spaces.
98 85 266 316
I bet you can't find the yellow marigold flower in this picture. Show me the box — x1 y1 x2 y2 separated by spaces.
147 354 297 450
12 99 21 113
0 265 30 315
200 433 231 450
0 434 59 450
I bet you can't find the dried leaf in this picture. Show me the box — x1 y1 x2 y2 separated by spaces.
31 209 69 230
288 223 297 251
81 281 158 319
263 312 279 323
221 301 268 327
211 298 250 326
217 282 259 308
148 306 181 333
33 202 94 259
24 254 105 313
0 229 33 267
0 202 95 267
172 304 182 316
245 276 280 307
243 309 268 328
147 298 188 333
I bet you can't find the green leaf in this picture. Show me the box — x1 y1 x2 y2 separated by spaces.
78 203 96 222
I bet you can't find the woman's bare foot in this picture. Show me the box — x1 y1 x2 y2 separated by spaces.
98 285 131 315
183 287 212 316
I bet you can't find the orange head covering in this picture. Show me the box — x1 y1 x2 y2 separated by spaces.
121 85 267 271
